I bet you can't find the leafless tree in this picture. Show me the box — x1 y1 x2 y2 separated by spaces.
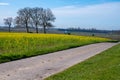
30 7 43 33
14 16 24 27
4 17 13 32
16 7 31 33
14 7 56 33
41 8 56 33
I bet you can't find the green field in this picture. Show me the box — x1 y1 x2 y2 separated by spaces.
45 43 120 80
0 32 110 63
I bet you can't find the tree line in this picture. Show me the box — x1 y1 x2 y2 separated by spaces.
3 7 56 33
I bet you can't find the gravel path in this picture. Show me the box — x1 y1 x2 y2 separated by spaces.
0 42 118 80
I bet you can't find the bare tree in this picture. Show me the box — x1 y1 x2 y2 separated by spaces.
14 16 24 27
41 8 56 33
4 17 13 32
17 7 31 33
30 7 43 33
14 7 56 33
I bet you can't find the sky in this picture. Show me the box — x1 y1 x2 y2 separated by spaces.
0 0 120 30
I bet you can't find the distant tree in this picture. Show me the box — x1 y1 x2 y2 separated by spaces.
16 7 31 33
4 17 13 32
41 8 56 33
30 7 44 33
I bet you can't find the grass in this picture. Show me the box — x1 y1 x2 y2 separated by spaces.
0 32 110 63
45 43 120 80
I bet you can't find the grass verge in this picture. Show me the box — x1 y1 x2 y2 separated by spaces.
45 43 120 80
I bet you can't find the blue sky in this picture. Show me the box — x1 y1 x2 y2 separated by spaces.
0 0 120 30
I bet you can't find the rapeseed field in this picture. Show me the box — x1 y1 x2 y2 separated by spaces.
0 32 110 63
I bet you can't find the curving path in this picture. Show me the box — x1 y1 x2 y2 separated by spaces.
0 42 118 80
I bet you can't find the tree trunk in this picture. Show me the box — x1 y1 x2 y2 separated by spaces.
25 22 29 33
43 25 46 34
35 23 38 33
8 25 11 32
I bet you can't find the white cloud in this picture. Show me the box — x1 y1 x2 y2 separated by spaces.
52 2 120 16
52 2 120 30
0 3 9 6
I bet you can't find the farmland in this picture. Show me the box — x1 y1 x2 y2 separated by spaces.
0 32 110 63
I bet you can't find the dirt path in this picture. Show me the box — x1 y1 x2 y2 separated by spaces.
0 43 118 80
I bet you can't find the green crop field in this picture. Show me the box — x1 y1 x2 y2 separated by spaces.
0 32 110 63
45 43 120 80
